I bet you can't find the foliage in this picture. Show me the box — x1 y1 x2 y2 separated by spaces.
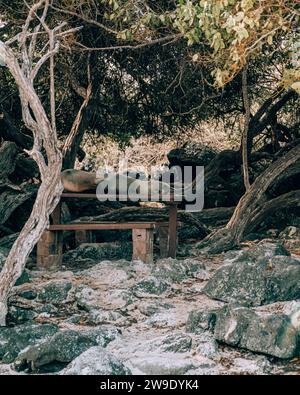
0 0 299 149
100 0 300 89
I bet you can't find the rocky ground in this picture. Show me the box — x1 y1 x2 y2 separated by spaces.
1 227 300 375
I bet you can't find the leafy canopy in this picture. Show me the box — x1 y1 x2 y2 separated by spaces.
101 0 300 90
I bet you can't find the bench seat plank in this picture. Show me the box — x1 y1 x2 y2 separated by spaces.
48 222 168 231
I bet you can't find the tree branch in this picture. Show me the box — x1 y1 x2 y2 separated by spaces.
241 66 251 190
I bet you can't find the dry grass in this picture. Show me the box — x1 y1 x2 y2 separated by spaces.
78 121 240 173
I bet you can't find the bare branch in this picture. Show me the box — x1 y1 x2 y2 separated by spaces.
30 42 59 81
49 29 56 135
50 4 118 35
63 58 93 159
28 0 49 60
72 33 183 52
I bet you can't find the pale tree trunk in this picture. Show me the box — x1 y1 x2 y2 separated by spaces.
0 172 62 325
0 1 79 325
0 44 63 324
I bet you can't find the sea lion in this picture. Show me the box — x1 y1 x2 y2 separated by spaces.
62 169 177 196
96 173 172 197
61 169 104 192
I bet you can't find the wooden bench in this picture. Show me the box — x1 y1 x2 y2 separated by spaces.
37 192 179 269
37 221 170 269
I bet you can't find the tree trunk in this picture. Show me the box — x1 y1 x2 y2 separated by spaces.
198 142 300 253
0 28 64 326
241 66 250 190
0 168 62 325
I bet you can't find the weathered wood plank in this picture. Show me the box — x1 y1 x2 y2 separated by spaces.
132 228 154 264
48 222 161 231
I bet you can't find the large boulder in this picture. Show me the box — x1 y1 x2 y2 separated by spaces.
62 347 131 375
0 323 59 364
204 242 300 306
14 326 120 372
214 302 300 359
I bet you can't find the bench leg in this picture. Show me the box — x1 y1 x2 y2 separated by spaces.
132 228 154 264
37 230 63 270
168 204 178 258
158 226 169 258
51 201 62 225
75 230 94 246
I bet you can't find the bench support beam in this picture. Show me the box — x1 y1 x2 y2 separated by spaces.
168 204 178 258
37 230 63 270
132 228 154 264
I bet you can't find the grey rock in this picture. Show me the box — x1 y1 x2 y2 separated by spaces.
224 241 290 264
37 280 73 304
138 300 174 317
279 226 300 250
88 309 127 326
214 304 300 359
7 306 37 325
63 242 131 263
186 308 219 334
36 303 59 315
153 258 206 283
279 226 300 240
15 270 31 286
152 333 192 353
63 314 89 325
129 354 206 375
76 285 135 312
131 276 169 298
0 323 59 363
195 332 219 359
75 286 100 311
62 346 131 375
14 326 120 371
16 289 37 300
204 245 300 306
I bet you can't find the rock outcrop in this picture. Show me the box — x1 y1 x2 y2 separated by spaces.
204 241 300 306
